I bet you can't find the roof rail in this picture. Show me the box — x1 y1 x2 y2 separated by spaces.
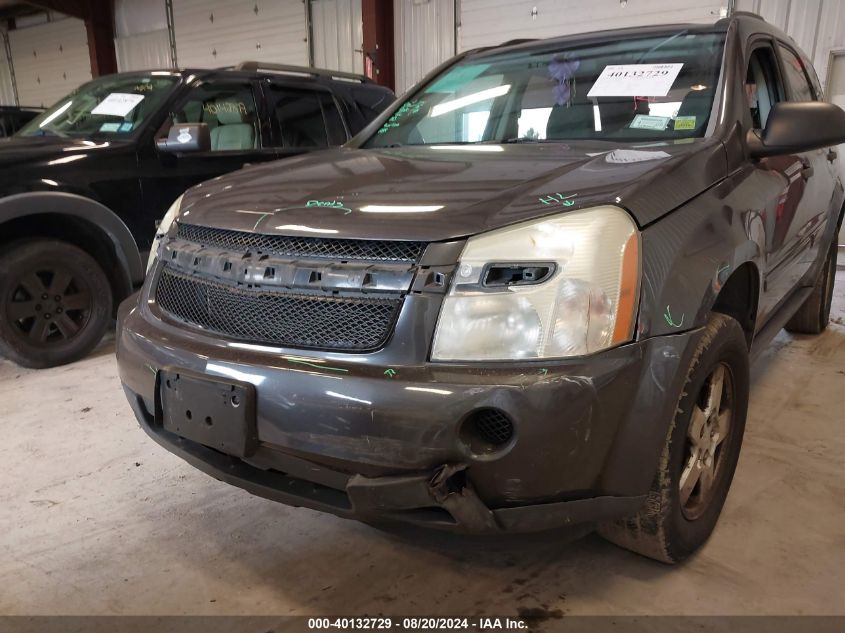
233 61 371 83
730 11 766 21
499 38 538 47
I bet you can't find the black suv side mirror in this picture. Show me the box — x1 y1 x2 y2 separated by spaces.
156 122 211 154
747 101 845 158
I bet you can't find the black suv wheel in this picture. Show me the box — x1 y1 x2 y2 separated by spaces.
598 313 749 563
0 240 112 368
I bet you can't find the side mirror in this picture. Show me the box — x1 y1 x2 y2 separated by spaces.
156 122 211 154
747 101 845 158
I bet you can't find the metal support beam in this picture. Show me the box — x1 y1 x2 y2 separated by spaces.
361 0 394 90
84 0 117 76
165 0 178 68
305 0 315 68
1 28 19 105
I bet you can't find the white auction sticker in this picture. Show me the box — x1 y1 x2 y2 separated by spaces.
587 63 683 97
91 93 145 117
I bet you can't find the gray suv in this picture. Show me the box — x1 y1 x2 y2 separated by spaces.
117 13 844 562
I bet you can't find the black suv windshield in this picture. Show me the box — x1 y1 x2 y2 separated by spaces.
365 30 725 147
17 73 179 139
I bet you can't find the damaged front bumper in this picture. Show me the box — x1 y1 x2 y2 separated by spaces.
117 294 704 534
124 387 646 533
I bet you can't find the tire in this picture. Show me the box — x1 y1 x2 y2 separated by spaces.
0 240 113 369
785 241 838 335
598 313 749 563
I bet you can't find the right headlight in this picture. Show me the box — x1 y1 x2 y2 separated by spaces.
146 194 184 273
431 206 640 361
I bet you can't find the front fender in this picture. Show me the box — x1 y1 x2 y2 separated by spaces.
0 191 144 289
637 182 763 340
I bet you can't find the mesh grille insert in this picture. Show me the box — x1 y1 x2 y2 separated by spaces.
469 409 514 446
177 223 426 263
155 268 401 351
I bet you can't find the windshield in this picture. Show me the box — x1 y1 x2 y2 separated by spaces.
365 31 725 147
17 73 179 139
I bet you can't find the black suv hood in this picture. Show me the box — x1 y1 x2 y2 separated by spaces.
181 140 727 241
0 136 129 167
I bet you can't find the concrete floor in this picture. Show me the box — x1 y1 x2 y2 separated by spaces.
1 270 844 618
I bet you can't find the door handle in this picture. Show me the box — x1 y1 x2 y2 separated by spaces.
827 149 838 163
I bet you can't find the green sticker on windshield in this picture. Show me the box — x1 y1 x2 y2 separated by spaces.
426 63 491 94
376 99 425 134
630 114 670 131
673 115 697 130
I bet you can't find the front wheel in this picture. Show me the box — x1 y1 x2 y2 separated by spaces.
0 240 113 368
598 313 749 563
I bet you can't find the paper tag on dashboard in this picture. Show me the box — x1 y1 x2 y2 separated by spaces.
91 93 145 117
588 63 683 97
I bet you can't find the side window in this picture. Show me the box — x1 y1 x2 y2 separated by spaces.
174 83 258 151
267 85 347 148
746 46 784 129
778 45 816 102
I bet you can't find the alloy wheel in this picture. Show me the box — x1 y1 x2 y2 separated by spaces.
5 267 94 347
679 362 735 520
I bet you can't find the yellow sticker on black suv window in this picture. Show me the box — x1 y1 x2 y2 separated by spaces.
673 115 697 130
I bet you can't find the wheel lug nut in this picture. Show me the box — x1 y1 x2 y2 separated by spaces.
41 293 48 300
54 295 61 302
56 307 63 314
44 313 51 319
35 304 41 312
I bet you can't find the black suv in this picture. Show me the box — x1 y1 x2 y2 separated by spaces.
0 106 43 138
118 14 844 562
0 63 393 368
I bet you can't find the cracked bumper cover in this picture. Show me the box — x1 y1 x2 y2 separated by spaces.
117 295 704 533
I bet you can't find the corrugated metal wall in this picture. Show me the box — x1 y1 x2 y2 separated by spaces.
459 0 728 51
394 0 455 94
8 17 92 108
734 0 845 88
311 0 364 74
171 0 309 69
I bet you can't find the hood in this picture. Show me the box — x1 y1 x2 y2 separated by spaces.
180 139 727 242
0 136 131 168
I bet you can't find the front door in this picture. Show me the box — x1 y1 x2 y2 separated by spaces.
825 50 845 247
745 42 828 321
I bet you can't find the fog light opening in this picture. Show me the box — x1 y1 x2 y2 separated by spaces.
459 408 515 456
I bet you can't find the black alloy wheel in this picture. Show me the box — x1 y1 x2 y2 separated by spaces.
0 240 112 368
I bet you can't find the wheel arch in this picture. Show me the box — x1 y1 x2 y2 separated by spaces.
0 192 144 310
709 261 761 348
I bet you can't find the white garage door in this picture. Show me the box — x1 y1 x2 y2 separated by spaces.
8 18 92 108
460 0 729 51
172 0 309 69
311 0 364 74
394 0 455 94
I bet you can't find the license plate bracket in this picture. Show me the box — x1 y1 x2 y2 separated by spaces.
159 369 257 458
